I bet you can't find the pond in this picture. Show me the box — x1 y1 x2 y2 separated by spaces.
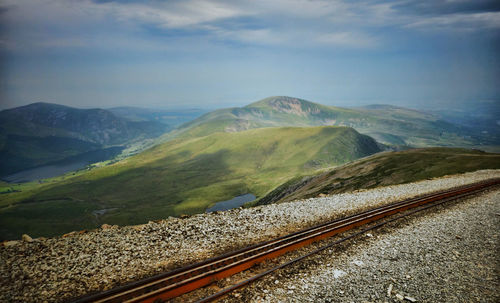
2 146 124 183
206 193 256 213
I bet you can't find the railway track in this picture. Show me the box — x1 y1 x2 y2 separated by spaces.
71 179 500 303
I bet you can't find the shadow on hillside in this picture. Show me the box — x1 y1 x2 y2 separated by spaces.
0 149 237 239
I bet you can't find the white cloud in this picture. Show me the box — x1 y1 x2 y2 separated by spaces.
316 31 378 48
101 0 247 29
406 11 500 31
215 28 286 45
255 0 349 18
1 0 498 53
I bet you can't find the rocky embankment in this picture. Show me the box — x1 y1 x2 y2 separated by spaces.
1 169 499 302
231 186 499 302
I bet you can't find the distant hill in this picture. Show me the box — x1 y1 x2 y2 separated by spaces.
0 102 169 177
255 147 500 205
0 126 380 239
428 100 500 147
108 106 207 127
168 96 492 148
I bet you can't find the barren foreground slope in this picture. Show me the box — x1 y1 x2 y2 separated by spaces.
1 169 499 302
233 184 499 302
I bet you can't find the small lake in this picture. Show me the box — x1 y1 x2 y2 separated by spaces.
2 147 124 183
206 193 256 212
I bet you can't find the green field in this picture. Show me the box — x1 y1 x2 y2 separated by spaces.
256 148 500 205
0 126 380 240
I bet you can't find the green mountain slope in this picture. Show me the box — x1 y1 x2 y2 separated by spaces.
0 102 169 176
168 96 489 148
0 126 380 239
256 147 500 205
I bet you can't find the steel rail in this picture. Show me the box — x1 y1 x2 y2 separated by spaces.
196 181 495 303
73 182 485 302
70 179 499 303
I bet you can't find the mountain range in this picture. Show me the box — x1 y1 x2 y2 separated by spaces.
0 96 498 240
168 96 495 148
0 103 169 177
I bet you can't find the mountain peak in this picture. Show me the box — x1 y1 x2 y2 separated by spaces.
9 102 71 112
247 96 314 107
245 96 323 117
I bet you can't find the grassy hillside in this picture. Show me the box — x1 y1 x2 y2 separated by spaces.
167 96 491 148
0 126 380 240
255 148 500 205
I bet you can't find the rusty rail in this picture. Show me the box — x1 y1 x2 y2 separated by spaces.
71 179 499 303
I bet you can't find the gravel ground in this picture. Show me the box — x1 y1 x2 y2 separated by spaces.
0 169 499 302
232 188 500 303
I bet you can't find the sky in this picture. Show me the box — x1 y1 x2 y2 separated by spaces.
0 0 499 110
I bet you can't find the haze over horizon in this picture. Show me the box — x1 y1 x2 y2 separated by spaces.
1 0 499 110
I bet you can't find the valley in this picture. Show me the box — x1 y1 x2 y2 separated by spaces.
2 146 124 183
0 125 380 239
0 96 498 241
0 103 169 178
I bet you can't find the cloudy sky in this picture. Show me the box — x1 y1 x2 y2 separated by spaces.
0 0 499 110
